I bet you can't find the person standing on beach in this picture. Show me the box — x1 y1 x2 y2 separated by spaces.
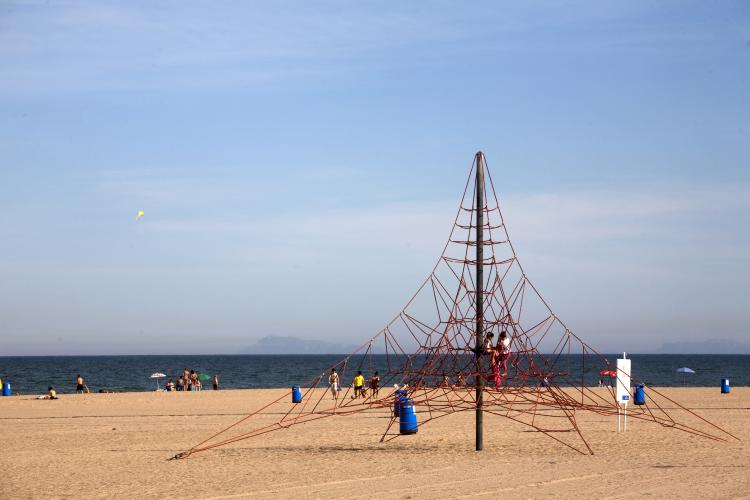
328 369 339 401
212 374 219 390
75 374 85 394
352 371 365 399
183 368 190 389
369 371 380 397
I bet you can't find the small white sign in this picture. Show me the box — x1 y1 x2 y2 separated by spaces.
616 357 631 405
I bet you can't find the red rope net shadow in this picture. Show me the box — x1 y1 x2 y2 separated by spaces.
175 153 738 459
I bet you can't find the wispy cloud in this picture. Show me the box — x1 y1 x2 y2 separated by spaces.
134 182 750 273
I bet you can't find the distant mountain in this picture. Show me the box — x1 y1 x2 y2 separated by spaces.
243 336 360 355
654 339 750 355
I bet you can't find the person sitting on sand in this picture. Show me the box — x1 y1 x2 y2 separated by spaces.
352 371 365 399
369 371 380 397
177 376 185 391
75 374 85 394
189 370 197 391
45 386 58 400
166 379 175 392
328 369 339 401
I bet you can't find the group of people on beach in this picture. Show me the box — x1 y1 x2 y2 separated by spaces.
166 368 219 391
327 369 380 400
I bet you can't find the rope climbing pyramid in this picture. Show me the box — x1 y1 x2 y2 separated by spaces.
175 152 737 459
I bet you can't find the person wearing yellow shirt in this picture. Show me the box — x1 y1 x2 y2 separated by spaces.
45 386 58 400
352 371 365 399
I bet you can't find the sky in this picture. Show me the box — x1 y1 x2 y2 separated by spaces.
0 1 748 355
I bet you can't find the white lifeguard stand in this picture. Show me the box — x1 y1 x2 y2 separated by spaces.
616 352 631 432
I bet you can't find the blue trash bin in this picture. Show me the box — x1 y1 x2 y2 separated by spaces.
721 378 730 394
399 398 418 434
292 385 302 403
634 384 646 405
2 382 10 397
393 389 408 417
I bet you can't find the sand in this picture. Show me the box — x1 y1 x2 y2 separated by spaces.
0 387 748 499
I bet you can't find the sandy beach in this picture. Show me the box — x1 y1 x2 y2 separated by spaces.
1 387 747 499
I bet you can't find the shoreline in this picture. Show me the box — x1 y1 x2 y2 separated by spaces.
2 383 747 397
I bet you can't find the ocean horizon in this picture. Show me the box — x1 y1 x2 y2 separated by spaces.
1 354 747 395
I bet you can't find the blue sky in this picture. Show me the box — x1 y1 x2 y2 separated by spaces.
0 1 748 355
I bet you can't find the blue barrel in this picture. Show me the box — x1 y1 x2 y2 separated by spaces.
634 384 646 405
393 389 408 416
2 382 10 397
399 398 418 434
292 385 302 403
721 378 730 394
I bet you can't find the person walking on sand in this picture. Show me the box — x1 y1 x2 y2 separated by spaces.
75 374 85 394
328 369 339 401
352 371 365 399
212 374 219 390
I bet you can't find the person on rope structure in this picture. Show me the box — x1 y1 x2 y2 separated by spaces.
352 371 365 399
328 368 339 401
482 332 495 355
496 331 511 377
369 371 380 397
75 374 85 394
490 347 502 389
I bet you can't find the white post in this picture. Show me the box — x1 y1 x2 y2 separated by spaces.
617 407 621 432
616 352 631 433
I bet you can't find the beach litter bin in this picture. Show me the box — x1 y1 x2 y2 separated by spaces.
393 389 408 417
634 384 646 405
2 382 10 397
721 378 730 394
399 398 418 435
292 385 302 403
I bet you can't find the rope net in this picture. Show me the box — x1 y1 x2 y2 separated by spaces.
175 153 737 458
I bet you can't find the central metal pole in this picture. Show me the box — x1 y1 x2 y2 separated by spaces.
475 151 485 451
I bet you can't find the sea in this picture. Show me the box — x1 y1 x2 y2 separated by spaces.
0 354 748 395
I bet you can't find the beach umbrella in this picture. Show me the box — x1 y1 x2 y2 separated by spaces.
198 374 211 381
150 372 166 390
599 369 616 377
676 367 695 386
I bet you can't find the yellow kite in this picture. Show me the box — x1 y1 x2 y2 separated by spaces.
136 210 145 220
